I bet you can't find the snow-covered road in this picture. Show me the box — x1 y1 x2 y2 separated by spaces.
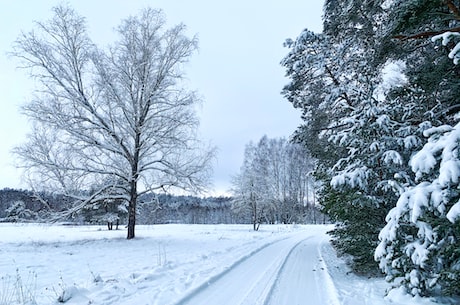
176 233 340 305
267 235 340 305
0 224 447 305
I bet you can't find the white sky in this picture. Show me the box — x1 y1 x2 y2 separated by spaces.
0 0 323 195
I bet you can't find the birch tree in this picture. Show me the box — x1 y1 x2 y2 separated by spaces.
12 5 214 239
232 136 315 228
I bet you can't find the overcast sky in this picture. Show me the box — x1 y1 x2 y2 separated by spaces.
0 0 323 195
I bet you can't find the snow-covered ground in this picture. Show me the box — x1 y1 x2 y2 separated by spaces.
0 223 450 304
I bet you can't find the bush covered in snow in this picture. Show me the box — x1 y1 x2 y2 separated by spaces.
1 201 37 223
376 124 460 296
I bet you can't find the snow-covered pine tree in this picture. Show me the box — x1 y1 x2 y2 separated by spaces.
376 123 460 296
282 0 433 274
375 0 460 297
324 58 427 274
283 0 385 273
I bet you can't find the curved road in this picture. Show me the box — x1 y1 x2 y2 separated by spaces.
175 232 340 305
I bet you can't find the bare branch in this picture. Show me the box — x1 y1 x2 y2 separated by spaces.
446 0 460 20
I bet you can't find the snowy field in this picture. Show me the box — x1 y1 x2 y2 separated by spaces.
0 223 448 305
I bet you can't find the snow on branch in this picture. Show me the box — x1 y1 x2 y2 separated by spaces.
331 166 369 190
447 199 460 222
432 31 460 64
410 123 460 185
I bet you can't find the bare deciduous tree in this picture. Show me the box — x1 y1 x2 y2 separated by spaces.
231 136 315 229
12 5 215 239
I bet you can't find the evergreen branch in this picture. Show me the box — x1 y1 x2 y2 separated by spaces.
393 26 460 40
394 1 460 40
434 103 460 119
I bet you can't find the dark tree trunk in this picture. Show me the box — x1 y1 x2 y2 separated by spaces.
126 101 145 239
127 178 137 239
127 129 141 239
252 195 259 231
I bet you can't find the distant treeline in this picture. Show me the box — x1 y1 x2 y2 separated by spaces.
0 188 325 225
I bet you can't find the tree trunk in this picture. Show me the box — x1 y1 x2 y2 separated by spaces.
251 192 258 231
127 199 136 239
127 129 140 239
127 178 137 239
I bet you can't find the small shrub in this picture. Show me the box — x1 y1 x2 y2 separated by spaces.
0 269 37 305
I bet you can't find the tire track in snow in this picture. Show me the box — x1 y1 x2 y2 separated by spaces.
318 236 341 305
173 233 320 305
265 234 341 305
